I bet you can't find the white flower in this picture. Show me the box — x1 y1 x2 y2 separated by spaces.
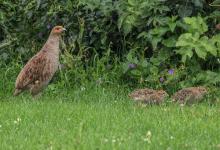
143 131 152 143
14 117 21 124
17 118 21 122
81 87 86 91
147 131 152 137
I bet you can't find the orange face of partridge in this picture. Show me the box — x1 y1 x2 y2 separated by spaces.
51 26 66 35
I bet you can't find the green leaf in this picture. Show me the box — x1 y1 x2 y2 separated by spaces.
122 63 129 74
150 66 158 75
184 16 208 34
150 27 169 36
176 33 194 47
176 47 194 62
118 13 128 30
131 70 142 76
36 0 41 10
137 31 147 39
121 14 137 35
200 37 217 56
128 0 136 6
193 0 203 8
178 6 193 18
151 36 162 50
168 22 176 32
162 36 176 47
195 71 220 85
194 47 207 59
141 60 149 68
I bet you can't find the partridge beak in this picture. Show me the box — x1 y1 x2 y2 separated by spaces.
63 28 67 31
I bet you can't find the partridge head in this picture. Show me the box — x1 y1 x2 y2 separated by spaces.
50 26 66 35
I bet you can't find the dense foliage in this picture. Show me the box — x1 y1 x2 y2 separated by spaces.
1 0 220 93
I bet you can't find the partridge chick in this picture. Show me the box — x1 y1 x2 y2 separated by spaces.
129 88 168 104
14 26 66 96
172 86 207 104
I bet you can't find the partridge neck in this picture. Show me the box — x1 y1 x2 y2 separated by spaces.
44 34 60 55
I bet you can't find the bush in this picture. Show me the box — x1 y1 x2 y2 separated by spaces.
1 0 220 91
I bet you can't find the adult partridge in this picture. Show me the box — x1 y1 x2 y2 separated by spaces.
14 26 66 96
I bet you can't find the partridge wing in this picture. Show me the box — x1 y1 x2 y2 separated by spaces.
15 52 47 89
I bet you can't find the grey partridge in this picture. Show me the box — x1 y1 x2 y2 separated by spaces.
14 26 66 96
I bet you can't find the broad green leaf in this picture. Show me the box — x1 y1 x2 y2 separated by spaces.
127 51 134 62
176 33 193 47
200 36 217 56
178 6 193 18
118 13 128 30
150 27 169 36
122 15 137 35
150 66 159 75
123 22 133 35
193 0 203 7
150 57 161 66
162 36 176 47
141 60 149 68
168 22 176 32
131 70 142 76
128 0 136 6
137 31 147 39
151 36 162 50
184 16 208 34
167 16 178 32
176 47 193 62
122 63 129 74
195 47 207 59
212 34 220 43
125 15 136 25
36 0 41 10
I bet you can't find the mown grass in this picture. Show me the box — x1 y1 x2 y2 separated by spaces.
0 84 219 150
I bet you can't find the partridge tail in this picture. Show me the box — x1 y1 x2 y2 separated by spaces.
14 89 23 96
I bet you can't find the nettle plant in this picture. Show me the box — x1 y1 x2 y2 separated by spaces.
176 16 218 62
176 16 220 86
122 15 220 91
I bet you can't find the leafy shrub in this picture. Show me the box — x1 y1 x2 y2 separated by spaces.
1 0 220 91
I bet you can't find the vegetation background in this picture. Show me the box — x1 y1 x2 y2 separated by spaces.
0 0 220 149
1 0 220 93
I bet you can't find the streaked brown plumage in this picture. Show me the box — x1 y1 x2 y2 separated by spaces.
129 88 169 104
171 87 207 104
14 26 66 96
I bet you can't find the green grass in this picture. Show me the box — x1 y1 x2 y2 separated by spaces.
0 85 219 150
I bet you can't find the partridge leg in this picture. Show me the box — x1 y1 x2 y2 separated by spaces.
30 80 45 96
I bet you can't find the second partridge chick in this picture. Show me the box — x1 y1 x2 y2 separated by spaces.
172 87 207 104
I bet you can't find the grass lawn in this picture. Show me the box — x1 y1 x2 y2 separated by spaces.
0 86 219 150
